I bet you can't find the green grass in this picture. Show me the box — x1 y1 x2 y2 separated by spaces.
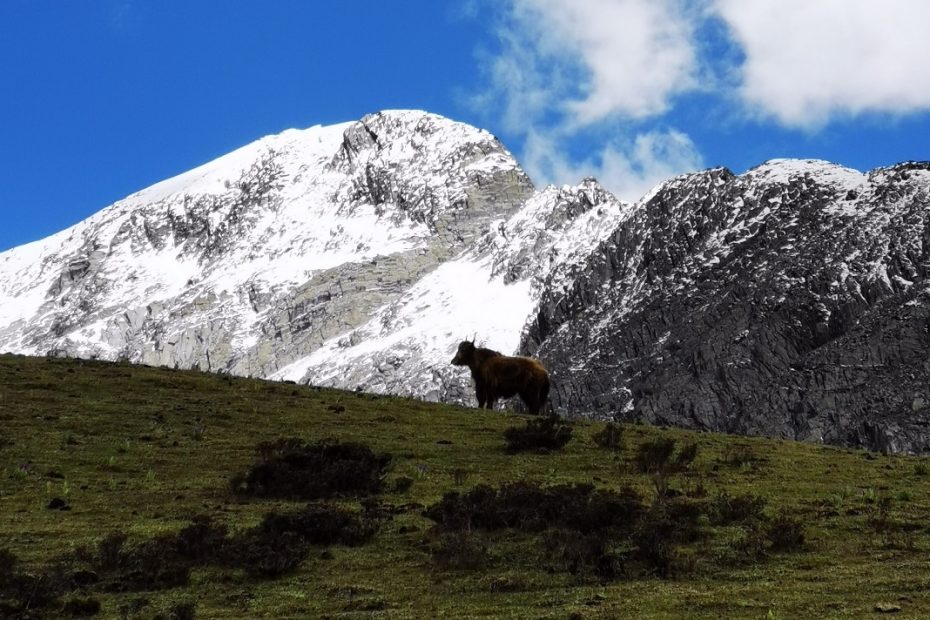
2 353 930 618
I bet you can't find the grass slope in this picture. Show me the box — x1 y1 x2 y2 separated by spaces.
2 354 930 618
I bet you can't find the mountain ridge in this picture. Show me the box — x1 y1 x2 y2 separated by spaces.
525 159 930 452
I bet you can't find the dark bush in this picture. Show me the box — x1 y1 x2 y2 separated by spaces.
634 438 697 474
567 487 643 534
0 550 76 614
0 562 71 614
392 476 414 494
94 532 128 572
708 491 767 525
227 530 310 578
47 497 70 511
542 529 625 581
224 504 379 577
592 423 624 451
254 504 378 547
0 548 16 584
503 415 573 453
725 523 769 564
631 497 704 578
634 437 676 473
61 597 101 617
430 531 491 570
154 601 196 620
630 508 676 578
69 530 189 593
117 598 151 618
675 443 699 469
424 482 641 535
174 515 228 562
107 538 191 592
767 513 806 552
230 438 391 500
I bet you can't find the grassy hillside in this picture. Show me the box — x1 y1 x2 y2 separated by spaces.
2 354 930 619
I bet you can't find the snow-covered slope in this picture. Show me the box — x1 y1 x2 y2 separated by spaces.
272 178 630 401
0 111 535 383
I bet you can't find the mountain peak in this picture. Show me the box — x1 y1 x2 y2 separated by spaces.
0 111 533 381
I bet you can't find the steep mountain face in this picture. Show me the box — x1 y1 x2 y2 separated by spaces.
275 178 629 401
525 160 930 453
0 111 534 382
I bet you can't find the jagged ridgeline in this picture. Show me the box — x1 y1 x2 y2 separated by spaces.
1 110 929 452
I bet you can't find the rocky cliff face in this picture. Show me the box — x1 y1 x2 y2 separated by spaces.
525 160 930 453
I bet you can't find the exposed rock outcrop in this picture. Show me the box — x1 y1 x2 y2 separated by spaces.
525 160 930 453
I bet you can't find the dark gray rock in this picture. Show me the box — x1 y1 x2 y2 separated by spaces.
525 160 930 453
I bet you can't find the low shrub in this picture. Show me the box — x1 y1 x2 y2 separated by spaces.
392 476 414 494
634 438 698 474
766 513 806 552
725 523 769 565
708 491 767 525
154 601 197 620
0 559 71 615
252 504 378 547
174 516 229 563
634 438 698 496
63 504 380 589
503 416 573 453
224 504 379 577
430 531 491 571
61 597 102 617
424 482 642 535
631 497 705 578
542 529 625 581
230 438 391 500
0 548 17 584
226 529 310 578
721 512 807 566
592 423 624 451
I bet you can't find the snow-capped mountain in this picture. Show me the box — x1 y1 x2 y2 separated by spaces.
0 111 535 387
3 110 929 452
0 109 629 405
525 160 930 453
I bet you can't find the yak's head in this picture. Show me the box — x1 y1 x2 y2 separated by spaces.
451 340 476 366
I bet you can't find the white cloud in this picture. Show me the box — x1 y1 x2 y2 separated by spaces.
488 0 701 128
522 127 704 201
713 0 930 127
475 0 705 200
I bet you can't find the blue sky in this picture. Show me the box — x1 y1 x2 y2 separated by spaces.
2 0 929 251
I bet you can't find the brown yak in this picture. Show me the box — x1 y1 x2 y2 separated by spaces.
450 340 550 415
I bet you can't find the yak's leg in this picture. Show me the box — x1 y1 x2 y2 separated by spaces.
475 385 487 409
485 396 496 410
521 392 540 415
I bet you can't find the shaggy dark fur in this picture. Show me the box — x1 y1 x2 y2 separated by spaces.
451 340 550 415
